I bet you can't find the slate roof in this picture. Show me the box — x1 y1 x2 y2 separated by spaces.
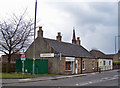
90 50 113 59
43 38 94 58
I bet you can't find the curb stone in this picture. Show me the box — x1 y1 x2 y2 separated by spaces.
2 74 87 84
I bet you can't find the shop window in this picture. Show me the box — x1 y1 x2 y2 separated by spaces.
65 62 71 71
83 61 85 70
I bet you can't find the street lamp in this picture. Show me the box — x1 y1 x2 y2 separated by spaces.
115 35 120 54
33 0 37 78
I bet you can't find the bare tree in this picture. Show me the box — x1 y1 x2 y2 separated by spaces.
0 13 34 72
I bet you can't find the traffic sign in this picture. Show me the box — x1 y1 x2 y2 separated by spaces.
21 50 26 61
54 53 60 57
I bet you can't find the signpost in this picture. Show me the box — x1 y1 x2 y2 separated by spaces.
21 50 26 79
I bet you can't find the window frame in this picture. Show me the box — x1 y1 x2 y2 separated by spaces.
103 61 106 66
83 60 85 70
65 61 72 71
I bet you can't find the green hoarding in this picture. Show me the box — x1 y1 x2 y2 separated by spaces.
16 59 48 74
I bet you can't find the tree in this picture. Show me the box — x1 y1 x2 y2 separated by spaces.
0 13 34 72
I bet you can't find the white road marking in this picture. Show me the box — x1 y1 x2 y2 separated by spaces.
18 79 31 81
113 75 118 77
102 77 108 80
78 76 118 86
89 81 93 84
90 73 96 75
76 84 79 86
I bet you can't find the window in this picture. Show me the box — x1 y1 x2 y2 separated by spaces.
65 62 71 70
92 61 95 69
100 61 102 66
83 61 85 70
0 57 1 62
109 61 111 66
103 61 106 66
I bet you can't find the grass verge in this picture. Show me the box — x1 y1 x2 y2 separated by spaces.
0 73 58 79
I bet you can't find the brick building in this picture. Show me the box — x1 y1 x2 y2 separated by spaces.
26 27 97 74
1 53 21 63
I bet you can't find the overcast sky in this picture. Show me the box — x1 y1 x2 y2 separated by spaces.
0 0 119 55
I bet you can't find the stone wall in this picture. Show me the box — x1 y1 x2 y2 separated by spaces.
82 58 97 73
25 37 57 59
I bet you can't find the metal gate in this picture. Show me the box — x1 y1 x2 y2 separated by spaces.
16 59 48 74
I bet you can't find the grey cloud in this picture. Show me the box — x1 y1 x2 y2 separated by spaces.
44 2 118 54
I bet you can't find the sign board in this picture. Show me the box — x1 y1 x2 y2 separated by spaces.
66 57 75 61
40 53 54 57
54 53 60 57
21 50 26 61
119 57 120 59
21 57 26 61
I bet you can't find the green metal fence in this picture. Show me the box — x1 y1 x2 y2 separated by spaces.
16 59 48 74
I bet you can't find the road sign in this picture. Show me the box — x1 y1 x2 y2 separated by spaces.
21 50 26 61
54 53 60 57
21 58 26 61
20 49 26 78
40 53 54 57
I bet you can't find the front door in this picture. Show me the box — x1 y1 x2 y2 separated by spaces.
75 60 78 74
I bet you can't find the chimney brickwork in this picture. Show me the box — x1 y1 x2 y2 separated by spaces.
38 26 43 37
76 37 81 45
56 32 62 42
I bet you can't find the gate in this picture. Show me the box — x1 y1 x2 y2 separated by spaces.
16 59 48 74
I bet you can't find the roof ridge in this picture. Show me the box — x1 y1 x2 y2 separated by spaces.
43 37 94 58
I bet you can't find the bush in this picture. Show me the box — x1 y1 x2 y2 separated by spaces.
113 61 120 65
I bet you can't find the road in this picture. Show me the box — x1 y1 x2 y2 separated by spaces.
2 70 119 87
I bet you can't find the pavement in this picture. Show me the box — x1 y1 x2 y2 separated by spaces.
1 74 88 84
1 70 118 85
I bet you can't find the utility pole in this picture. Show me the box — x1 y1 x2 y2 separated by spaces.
33 0 37 78
115 36 116 54
115 35 120 54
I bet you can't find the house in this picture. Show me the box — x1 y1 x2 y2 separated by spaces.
1 53 21 72
1 53 21 64
25 27 97 74
90 49 113 71
113 50 120 62
113 50 120 69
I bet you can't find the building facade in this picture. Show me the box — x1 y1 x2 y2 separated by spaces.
90 50 113 71
26 27 97 74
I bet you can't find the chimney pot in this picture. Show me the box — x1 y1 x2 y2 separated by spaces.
38 26 43 37
58 32 61 36
76 37 81 45
39 26 42 30
56 32 62 42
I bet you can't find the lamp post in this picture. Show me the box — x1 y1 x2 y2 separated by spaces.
33 0 37 78
115 35 120 54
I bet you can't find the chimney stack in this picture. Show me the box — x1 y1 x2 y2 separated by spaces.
76 37 81 45
56 32 62 42
38 26 43 37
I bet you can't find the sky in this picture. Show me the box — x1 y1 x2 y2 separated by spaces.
0 0 119 56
